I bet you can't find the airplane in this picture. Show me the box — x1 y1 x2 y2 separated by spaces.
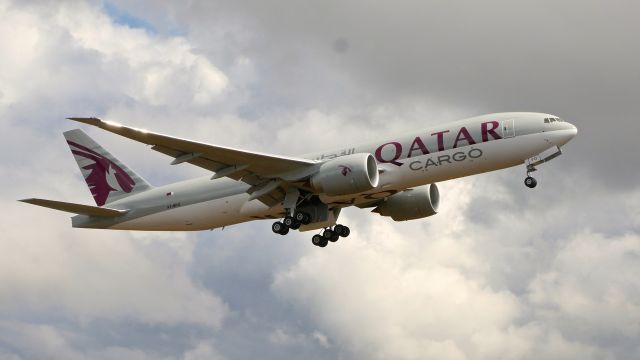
21 112 577 247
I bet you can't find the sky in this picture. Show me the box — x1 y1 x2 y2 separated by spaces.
1 0 639 359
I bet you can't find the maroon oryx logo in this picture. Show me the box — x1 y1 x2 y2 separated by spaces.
67 140 135 206
339 165 352 176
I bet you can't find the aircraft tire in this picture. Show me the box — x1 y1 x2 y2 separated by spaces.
279 226 289 235
312 234 327 247
283 216 295 227
342 226 350 237
524 176 537 188
272 221 286 234
294 211 312 225
334 224 350 237
294 212 306 223
324 229 338 242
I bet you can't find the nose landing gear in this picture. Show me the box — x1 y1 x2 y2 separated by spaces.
523 146 563 189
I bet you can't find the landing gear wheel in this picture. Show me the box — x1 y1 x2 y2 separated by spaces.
294 212 306 223
289 221 301 230
524 176 537 188
323 229 339 242
334 224 345 236
333 224 350 237
283 216 296 227
295 211 312 225
272 221 288 235
312 234 328 247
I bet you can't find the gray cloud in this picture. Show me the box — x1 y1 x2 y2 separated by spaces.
132 0 640 187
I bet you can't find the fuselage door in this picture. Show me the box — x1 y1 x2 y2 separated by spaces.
502 119 515 138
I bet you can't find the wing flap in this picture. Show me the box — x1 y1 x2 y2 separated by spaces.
20 198 127 217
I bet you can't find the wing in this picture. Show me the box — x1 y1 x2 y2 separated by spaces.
68 118 319 206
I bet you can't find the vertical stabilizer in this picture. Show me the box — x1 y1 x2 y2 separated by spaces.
64 129 152 206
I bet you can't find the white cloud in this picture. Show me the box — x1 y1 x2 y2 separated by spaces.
529 232 640 338
0 0 227 125
272 179 638 359
272 181 524 359
56 1 228 107
0 0 228 346
0 198 228 327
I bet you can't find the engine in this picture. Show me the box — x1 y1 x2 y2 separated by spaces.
372 184 440 221
311 153 379 196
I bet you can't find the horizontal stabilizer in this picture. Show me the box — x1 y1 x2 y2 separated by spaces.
20 198 127 217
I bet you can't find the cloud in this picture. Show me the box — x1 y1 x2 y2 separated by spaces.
529 232 640 338
0 321 227 360
272 183 637 359
0 199 228 327
57 1 228 107
183 342 225 360
136 0 640 187
2 0 639 359
0 1 229 357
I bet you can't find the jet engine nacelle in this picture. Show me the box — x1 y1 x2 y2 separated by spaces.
311 153 379 196
373 184 440 221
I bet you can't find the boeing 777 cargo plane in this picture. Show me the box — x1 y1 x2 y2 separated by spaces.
22 113 577 247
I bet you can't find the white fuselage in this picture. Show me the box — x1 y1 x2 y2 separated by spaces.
74 112 577 231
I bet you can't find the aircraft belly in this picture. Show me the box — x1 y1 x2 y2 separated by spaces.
110 194 269 231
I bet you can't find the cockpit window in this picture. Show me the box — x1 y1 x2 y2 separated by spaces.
544 118 550 123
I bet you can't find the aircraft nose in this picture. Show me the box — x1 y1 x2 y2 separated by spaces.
567 122 578 138
553 122 578 146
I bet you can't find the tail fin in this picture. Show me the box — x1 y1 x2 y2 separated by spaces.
64 129 152 206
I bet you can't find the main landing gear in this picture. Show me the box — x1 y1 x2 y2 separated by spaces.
272 211 310 235
310 225 351 248
271 211 351 248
